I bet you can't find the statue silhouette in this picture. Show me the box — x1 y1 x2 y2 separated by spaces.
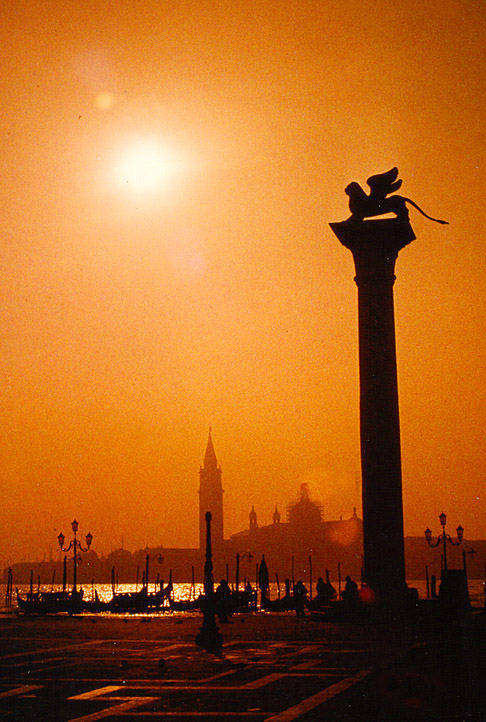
345 167 448 224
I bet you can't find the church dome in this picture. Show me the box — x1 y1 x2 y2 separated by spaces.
287 483 322 527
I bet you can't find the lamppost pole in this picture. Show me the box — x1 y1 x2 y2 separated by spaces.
73 522 78 592
58 520 93 594
442 519 448 571
196 511 222 652
204 511 213 597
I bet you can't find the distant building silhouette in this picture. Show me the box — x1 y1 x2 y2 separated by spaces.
287 483 322 527
199 428 224 555
230 485 363 581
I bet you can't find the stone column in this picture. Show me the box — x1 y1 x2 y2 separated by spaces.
330 218 415 603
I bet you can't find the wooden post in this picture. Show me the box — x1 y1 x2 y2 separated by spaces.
309 555 313 599
484 564 486 608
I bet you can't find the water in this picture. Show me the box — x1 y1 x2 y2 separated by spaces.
2 579 485 613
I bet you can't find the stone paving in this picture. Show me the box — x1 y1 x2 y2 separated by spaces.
0 611 483 720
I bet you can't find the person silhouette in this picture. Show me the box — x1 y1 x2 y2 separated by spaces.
293 580 308 617
316 576 336 605
342 575 359 606
215 579 232 622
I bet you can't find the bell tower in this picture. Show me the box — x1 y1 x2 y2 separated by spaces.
199 429 224 554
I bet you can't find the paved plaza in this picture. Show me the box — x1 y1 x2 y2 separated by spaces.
0 610 483 720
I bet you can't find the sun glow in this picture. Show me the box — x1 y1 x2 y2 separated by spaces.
114 136 187 194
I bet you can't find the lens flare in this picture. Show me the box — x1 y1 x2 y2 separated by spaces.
95 92 115 110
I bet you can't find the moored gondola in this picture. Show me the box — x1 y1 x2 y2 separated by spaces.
110 580 173 613
16 588 84 615
260 593 295 611
169 597 200 611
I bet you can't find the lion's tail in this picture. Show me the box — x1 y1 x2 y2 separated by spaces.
404 198 449 225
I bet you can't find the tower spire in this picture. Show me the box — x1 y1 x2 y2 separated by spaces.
203 427 218 470
199 429 223 556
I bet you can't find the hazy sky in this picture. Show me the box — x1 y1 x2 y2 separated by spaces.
1 0 484 564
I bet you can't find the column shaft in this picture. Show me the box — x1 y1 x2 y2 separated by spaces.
356 271 406 597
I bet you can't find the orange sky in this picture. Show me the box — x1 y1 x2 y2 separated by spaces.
0 0 484 564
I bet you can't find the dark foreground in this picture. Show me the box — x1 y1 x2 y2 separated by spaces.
0 609 484 721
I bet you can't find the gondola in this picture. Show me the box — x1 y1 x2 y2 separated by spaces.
16 588 84 615
82 590 112 613
110 583 172 613
168 566 200 611
231 588 257 613
169 596 200 611
260 594 295 611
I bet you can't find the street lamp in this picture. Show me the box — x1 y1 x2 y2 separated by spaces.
195 511 222 651
58 520 93 594
424 512 463 571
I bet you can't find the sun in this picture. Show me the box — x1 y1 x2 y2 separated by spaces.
114 136 186 195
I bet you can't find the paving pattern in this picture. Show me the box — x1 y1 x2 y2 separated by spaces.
2 603 484 721
0 614 388 721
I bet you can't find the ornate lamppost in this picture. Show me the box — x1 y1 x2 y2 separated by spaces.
196 511 222 652
424 512 463 571
58 520 93 594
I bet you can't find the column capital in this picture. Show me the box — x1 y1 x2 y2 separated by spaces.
330 218 415 285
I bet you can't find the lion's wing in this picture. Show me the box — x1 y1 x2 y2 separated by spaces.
366 167 402 195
